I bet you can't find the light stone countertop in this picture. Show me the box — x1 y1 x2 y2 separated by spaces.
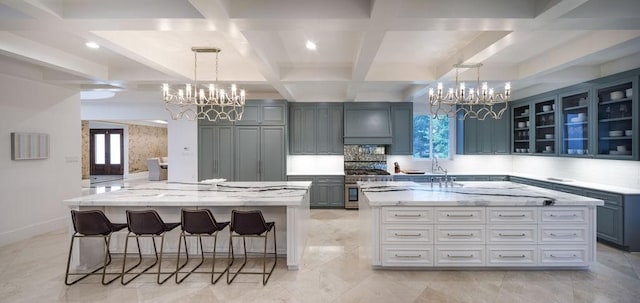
360 181 604 207
287 171 345 176
65 182 312 207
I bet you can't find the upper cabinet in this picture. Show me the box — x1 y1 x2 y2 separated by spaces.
560 89 591 157
512 103 531 155
226 100 287 126
343 102 392 144
459 103 510 155
390 103 413 155
532 96 557 155
289 103 343 155
594 78 636 159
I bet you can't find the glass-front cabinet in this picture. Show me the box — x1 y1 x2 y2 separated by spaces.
595 79 635 159
533 97 557 155
560 90 590 156
512 104 531 154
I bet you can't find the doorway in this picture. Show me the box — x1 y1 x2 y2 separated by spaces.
90 129 124 176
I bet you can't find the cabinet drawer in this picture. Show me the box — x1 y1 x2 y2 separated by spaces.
487 246 537 266
383 225 433 244
383 207 433 223
539 226 588 244
435 225 485 244
487 208 537 224
540 208 587 224
382 246 433 267
435 245 485 266
435 208 485 224
487 225 537 244
539 246 588 266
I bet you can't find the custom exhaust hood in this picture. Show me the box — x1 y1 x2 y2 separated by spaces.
343 102 392 144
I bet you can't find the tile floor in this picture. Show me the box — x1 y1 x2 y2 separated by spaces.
1 177 639 302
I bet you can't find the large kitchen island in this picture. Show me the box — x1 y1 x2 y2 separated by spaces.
64 181 312 270
359 181 604 269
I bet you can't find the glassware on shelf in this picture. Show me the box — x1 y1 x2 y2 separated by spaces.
620 104 628 117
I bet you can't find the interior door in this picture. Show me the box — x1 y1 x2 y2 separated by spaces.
90 129 124 175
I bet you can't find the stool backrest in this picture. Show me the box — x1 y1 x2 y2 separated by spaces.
126 210 165 235
231 210 269 235
181 209 222 234
71 210 112 236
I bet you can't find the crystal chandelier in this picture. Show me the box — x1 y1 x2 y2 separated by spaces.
163 47 245 122
429 63 511 120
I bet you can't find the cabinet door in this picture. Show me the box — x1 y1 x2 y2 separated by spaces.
596 203 623 245
198 126 215 181
328 104 344 154
390 103 413 155
262 103 287 125
477 119 493 154
261 126 286 181
328 183 345 207
492 103 510 154
235 126 260 181
199 126 234 180
290 105 316 154
235 103 260 125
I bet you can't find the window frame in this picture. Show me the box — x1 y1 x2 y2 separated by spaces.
411 103 456 160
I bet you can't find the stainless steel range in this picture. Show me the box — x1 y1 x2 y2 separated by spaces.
344 145 392 209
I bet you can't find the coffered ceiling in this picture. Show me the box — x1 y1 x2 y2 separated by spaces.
1 0 639 103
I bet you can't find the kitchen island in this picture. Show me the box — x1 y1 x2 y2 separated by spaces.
64 181 311 270
359 181 604 269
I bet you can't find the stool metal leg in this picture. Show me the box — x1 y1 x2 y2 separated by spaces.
121 233 159 285
227 230 277 285
65 234 119 285
263 226 277 285
175 232 192 283
156 234 176 284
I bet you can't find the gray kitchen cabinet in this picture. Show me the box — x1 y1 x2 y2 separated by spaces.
235 126 261 181
234 100 287 125
289 103 343 155
343 102 392 144
316 104 343 154
261 126 286 181
289 104 316 154
235 126 286 181
198 125 234 180
584 190 624 246
286 175 344 208
390 103 413 155
457 103 510 155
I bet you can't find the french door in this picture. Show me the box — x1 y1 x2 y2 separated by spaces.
90 129 124 175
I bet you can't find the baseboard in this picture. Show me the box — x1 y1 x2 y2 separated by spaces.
0 216 67 247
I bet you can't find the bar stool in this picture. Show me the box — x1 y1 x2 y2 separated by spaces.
227 210 277 285
175 209 230 284
65 210 127 285
121 210 181 285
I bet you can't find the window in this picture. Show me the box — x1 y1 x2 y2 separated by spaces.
413 115 450 159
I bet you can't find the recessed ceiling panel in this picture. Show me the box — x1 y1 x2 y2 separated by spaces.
483 31 589 64
276 31 363 66
375 31 481 64
61 0 204 19
229 0 371 19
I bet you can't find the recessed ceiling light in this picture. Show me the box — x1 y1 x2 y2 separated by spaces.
305 40 317 50
85 42 100 49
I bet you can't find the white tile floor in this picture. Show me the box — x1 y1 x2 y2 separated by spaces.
1 176 639 302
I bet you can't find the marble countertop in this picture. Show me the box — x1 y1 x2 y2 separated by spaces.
360 181 604 207
287 171 344 176
65 182 312 207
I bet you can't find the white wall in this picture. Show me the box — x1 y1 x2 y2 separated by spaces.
167 119 198 182
0 74 81 246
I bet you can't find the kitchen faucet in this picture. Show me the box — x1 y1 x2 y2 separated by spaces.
431 156 454 187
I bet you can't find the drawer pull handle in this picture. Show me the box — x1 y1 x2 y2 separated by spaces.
549 233 578 237
395 214 422 217
498 233 526 237
394 233 422 237
447 254 474 258
498 214 526 217
550 254 578 259
498 254 526 259
548 214 578 218
447 233 474 237
395 254 422 258
446 214 474 218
